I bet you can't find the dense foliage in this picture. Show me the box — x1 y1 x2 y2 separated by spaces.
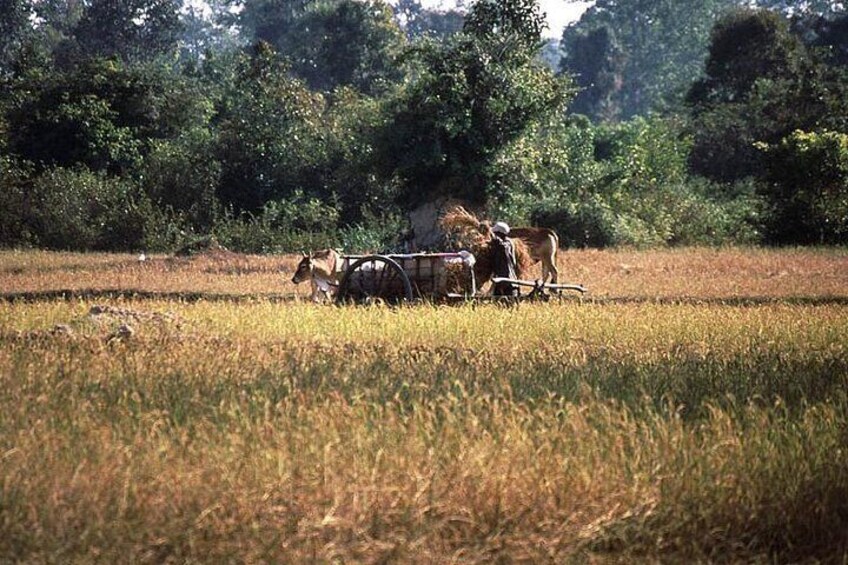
0 0 846 251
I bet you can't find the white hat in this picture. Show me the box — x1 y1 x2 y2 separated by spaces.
492 221 510 235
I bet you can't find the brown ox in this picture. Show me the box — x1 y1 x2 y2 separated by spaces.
507 227 559 284
291 249 341 302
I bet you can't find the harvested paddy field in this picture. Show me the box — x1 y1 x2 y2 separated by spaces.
1 247 847 562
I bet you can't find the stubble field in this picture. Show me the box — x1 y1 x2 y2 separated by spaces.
1 247 847 562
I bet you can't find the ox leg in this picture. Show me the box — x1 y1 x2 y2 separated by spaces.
542 259 558 285
549 260 559 285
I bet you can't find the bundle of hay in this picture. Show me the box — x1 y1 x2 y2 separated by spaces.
442 260 476 295
439 206 532 286
439 206 493 250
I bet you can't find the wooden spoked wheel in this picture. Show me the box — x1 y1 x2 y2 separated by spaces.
335 255 414 304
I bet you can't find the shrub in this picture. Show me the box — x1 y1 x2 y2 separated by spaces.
760 129 848 244
28 167 148 250
260 191 340 233
338 210 407 253
524 116 765 248
530 177 764 248
531 197 617 248
665 178 764 246
0 156 34 248
139 128 222 231
213 202 340 254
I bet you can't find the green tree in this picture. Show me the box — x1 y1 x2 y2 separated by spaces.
462 0 544 51
139 123 221 231
60 0 184 64
280 0 405 94
214 42 327 213
0 155 34 247
487 115 602 226
0 0 32 78
686 8 848 243
559 26 624 121
560 0 738 120
799 12 848 67
378 0 571 206
685 9 848 183
559 0 844 122
687 8 804 107
19 0 84 70
234 0 314 48
393 0 464 41
31 0 85 36
319 87 397 223
6 58 209 174
178 0 244 63
757 0 845 18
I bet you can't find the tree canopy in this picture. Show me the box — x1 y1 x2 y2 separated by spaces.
1 0 846 251
379 0 571 206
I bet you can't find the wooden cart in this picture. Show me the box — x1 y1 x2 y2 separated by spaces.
333 251 587 304
334 252 478 304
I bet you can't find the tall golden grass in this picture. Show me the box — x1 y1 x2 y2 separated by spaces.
1 249 847 561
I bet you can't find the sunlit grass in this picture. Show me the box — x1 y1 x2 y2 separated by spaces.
1 249 848 561
4 298 843 354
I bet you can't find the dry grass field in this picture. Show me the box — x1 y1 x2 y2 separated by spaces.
1 247 847 562
2 246 846 300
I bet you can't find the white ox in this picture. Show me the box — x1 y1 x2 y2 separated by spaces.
291 249 342 302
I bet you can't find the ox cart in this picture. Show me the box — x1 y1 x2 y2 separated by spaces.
335 252 477 303
333 251 586 304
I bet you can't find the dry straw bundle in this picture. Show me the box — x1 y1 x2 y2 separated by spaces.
439 206 493 250
442 260 475 295
439 206 533 286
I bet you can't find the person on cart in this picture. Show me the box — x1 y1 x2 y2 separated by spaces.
491 221 519 297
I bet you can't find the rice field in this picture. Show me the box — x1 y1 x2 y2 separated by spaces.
1 247 847 562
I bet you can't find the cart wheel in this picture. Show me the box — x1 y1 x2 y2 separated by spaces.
335 255 414 304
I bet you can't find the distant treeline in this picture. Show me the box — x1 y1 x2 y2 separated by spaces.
1 0 846 252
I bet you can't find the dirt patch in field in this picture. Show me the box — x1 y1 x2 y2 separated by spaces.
0 303 191 345
86 303 183 326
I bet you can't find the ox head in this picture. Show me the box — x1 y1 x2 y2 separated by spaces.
291 252 313 284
